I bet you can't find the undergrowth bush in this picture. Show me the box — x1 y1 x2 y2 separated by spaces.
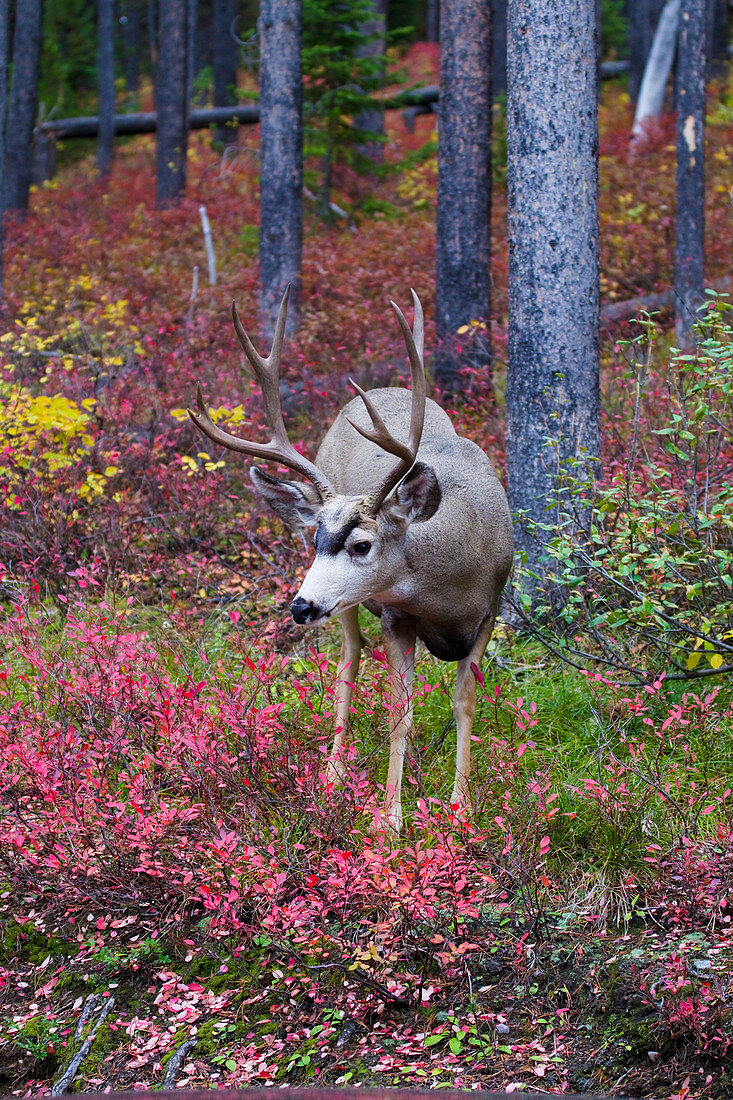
512 295 733 684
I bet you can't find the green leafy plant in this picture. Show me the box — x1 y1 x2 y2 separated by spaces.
302 0 389 219
512 296 733 683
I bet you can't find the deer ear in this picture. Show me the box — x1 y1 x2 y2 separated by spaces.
250 467 322 528
383 461 441 526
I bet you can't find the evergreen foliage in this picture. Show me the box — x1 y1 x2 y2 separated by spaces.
302 0 388 218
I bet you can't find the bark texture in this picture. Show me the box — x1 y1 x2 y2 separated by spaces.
675 0 707 347
506 0 600 569
98 0 116 175
213 0 238 143
435 0 492 390
3 0 42 215
121 0 141 94
632 0 680 139
355 0 387 163
156 0 188 206
492 0 507 98
628 0 667 103
426 0 439 41
258 0 302 340
708 0 728 71
0 0 8 296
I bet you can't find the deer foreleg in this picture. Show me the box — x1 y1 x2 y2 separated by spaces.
381 611 416 833
451 611 497 813
327 605 362 783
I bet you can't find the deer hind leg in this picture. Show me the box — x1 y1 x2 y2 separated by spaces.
327 605 363 784
381 611 417 833
451 610 497 813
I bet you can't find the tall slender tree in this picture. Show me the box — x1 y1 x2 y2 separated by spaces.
434 0 492 390
121 0 142 95
3 0 43 216
0 0 8 299
628 0 667 103
675 0 707 347
354 0 387 163
426 0 439 41
506 0 600 584
156 0 188 206
492 0 507 98
259 0 303 339
213 0 239 143
98 0 116 175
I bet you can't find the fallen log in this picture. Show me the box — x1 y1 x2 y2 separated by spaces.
37 63 630 142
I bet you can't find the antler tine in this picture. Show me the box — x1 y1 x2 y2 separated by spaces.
188 290 335 502
351 292 427 516
345 379 414 465
389 289 426 454
231 285 290 441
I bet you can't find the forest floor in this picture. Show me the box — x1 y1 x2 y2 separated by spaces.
1 48 733 1097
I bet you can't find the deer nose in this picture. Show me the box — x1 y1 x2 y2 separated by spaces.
291 596 317 624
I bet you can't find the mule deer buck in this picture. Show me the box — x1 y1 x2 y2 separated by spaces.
189 288 514 831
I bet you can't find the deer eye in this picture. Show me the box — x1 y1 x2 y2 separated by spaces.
352 540 372 556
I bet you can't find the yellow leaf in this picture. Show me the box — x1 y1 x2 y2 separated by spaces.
708 653 724 670
686 651 702 670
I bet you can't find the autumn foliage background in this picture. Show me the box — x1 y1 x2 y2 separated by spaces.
1 44 733 1098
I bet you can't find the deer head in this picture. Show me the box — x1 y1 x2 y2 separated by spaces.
189 288 441 623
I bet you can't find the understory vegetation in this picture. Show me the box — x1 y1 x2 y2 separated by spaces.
1 49 733 1097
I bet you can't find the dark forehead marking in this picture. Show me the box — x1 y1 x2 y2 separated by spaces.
315 516 361 556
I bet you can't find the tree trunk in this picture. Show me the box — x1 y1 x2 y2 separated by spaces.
434 0 492 391
506 0 600 580
156 0 188 206
355 0 387 163
632 0 680 140
258 0 303 341
492 0 507 98
121 0 141 95
3 0 43 216
0 0 8 299
98 0 116 175
187 0 197 106
628 0 667 103
213 0 239 143
147 0 157 77
426 0 439 41
707 0 728 74
675 0 707 347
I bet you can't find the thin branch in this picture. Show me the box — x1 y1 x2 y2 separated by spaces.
162 1038 197 1089
52 994 116 1095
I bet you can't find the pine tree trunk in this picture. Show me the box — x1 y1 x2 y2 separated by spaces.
628 0 667 103
632 0 680 140
434 0 492 391
0 0 8 298
675 0 707 347
98 0 116 175
156 0 188 206
506 0 600 580
426 0 439 42
121 0 141 95
258 0 302 341
3 0 42 216
187 0 197 106
708 0 728 73
355 0 387 163
213 0 238 143
492 0 507 98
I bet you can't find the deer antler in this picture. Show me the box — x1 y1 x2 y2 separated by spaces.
347 289 426 516
188 286 336 503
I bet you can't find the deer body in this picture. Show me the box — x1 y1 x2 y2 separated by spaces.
190 290 513 831
313 389 513 660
